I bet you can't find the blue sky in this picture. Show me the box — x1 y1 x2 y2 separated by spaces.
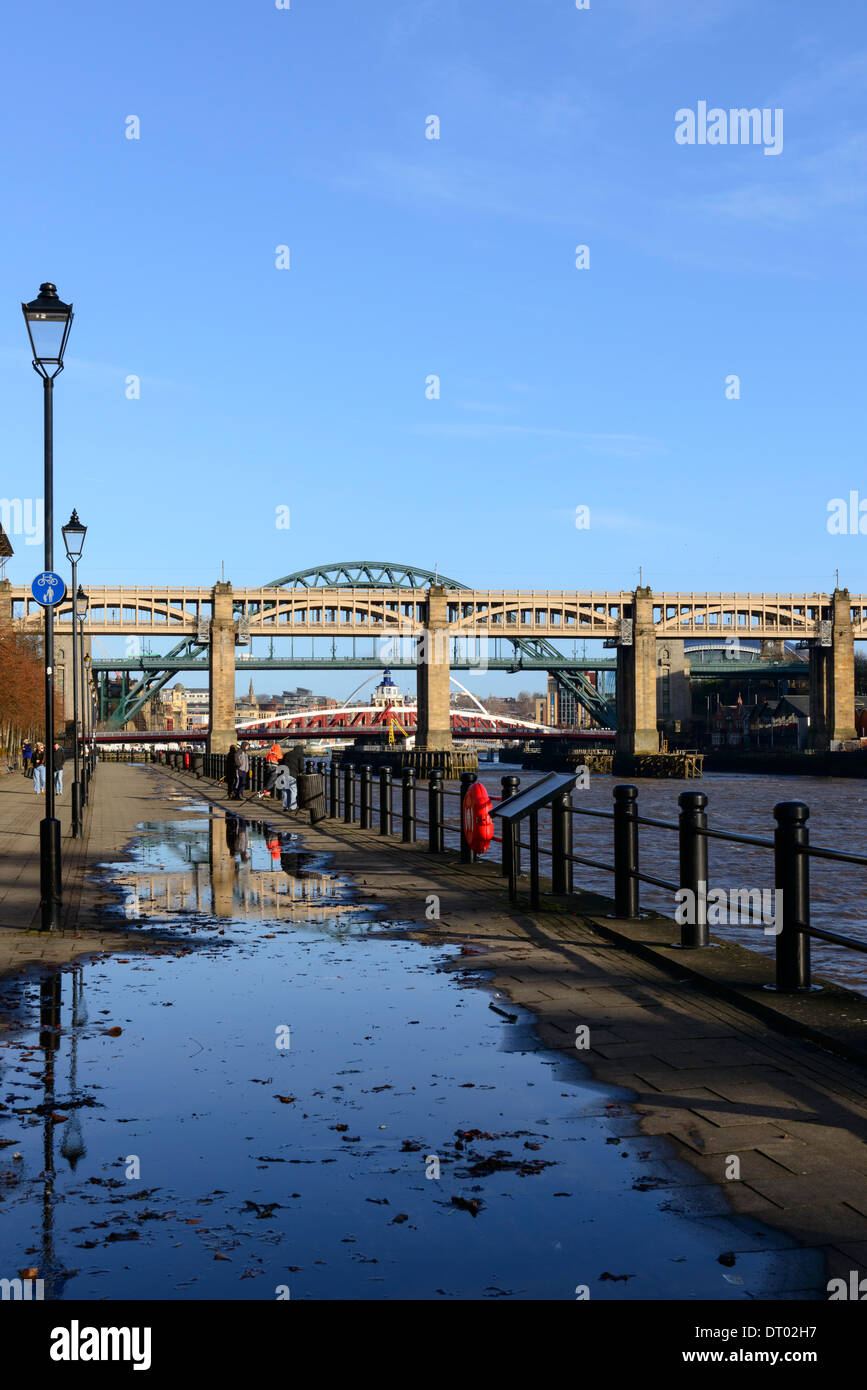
1 0 864 696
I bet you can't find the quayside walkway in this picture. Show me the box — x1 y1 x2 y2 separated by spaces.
2 759 867 1292
0 763 200 974
167 759 867 1292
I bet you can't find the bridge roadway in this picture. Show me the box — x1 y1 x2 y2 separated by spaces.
91 654 807 678
10 583 867 638
3 572 850 754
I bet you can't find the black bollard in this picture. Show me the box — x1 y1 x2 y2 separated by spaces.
360 765 373 828
428 770 444 853
529 810 540 908
379 767 393 835
343 764 355 824
402 768 416 843
500 775 520 877
678 790 708 946
330 761 339 818
773 802 811 991
613 784 640 920
459 771 477 863
551 787 573 895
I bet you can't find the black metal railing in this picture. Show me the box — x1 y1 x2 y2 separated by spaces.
158 752 867 996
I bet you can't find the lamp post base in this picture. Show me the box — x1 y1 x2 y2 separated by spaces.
39 817 62 931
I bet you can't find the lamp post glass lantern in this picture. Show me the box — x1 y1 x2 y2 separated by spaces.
22 283 74 379
23 283 74 928
62 515 87 838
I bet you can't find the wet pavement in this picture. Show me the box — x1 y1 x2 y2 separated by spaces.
0 796 826 1300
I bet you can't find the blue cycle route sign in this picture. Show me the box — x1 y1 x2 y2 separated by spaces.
31 571 67 606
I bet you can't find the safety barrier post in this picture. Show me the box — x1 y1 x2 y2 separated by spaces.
360 765 373 829
551 787 572 895
774 801 811 991
529 811 540 908
379 767 393 836
402 768 416 843
428 770 443 853
678 790 708 947
343 764 355 824
500 775 520 877
613 784 640 920
459 770 477 863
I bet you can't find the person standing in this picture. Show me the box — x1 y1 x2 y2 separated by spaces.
225 812 249 861
32 743 46 795
22 741 33 778
261 740 283 797
53 742 65 795
258 754 298 811
225 744 238 799
234 743 250 799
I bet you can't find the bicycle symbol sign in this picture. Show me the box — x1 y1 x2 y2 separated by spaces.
30 571 67 607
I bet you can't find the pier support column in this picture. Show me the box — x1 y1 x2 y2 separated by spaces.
615 586 659 756
415 585 453 753
0 578 13 628
810 588 856 749
209 815 236 918
208 581 236 754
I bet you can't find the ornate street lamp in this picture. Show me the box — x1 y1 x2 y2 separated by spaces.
62 514 87 837
22 283 74 930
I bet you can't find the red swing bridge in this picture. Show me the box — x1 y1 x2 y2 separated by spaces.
92 703 615 746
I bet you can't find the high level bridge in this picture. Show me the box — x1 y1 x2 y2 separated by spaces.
1 562 856 755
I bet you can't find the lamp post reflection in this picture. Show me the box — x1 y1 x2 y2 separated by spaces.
38 972 62 1295
59 969 87 1171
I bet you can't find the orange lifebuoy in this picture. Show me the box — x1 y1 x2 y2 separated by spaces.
463 782 494 854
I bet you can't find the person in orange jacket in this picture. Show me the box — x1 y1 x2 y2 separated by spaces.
262 741 283 797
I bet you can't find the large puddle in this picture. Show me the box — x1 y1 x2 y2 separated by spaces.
0 800 825 1300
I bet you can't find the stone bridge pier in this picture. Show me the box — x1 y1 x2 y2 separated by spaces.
415 585 453 754
615 586 660 756
809 588 856 749
412 585 476 775
208 581 237 755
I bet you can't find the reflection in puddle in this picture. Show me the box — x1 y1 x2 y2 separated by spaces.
0 812 825 1302
107 813 350 924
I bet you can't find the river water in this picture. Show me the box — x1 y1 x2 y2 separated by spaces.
0 792 825 1301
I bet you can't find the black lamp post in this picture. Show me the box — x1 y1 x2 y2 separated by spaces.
77 590 91 802
22 282 74 931
62 513 86 838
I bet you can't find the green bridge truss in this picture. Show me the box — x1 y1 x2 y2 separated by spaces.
104 561 616 730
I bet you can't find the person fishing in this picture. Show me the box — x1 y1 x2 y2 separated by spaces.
258 753 298 811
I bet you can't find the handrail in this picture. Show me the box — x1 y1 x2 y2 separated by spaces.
336 762 867 992
172 755 867 998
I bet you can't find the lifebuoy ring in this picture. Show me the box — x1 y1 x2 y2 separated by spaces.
462 781 494 854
